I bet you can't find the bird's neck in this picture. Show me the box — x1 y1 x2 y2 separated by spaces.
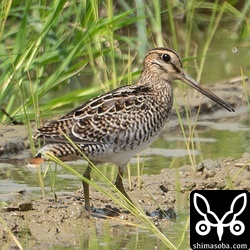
137 70 174 113
137 70 173 91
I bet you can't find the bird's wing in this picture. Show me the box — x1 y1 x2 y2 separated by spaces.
33 85 153 144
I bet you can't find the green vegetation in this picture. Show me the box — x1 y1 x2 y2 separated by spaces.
0 0 249 249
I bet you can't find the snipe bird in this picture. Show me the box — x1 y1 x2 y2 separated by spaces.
33 48 234 211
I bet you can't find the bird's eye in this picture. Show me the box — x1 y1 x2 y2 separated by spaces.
162 54 171 62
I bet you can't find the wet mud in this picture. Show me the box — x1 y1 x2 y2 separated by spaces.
1 154 249 249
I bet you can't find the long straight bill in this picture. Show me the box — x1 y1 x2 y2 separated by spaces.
179 71 235 112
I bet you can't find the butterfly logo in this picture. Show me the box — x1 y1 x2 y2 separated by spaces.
193 193 247 241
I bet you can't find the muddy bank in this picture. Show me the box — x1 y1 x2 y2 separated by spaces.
0 153 249 249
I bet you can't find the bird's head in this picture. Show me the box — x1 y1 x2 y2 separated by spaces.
143 47 184 82
142 48 235 112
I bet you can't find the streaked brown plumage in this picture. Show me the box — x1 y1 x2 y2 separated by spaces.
33 48 234 210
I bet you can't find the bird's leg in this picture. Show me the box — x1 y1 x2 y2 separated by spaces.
114 167 133 204
82 164 92 211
